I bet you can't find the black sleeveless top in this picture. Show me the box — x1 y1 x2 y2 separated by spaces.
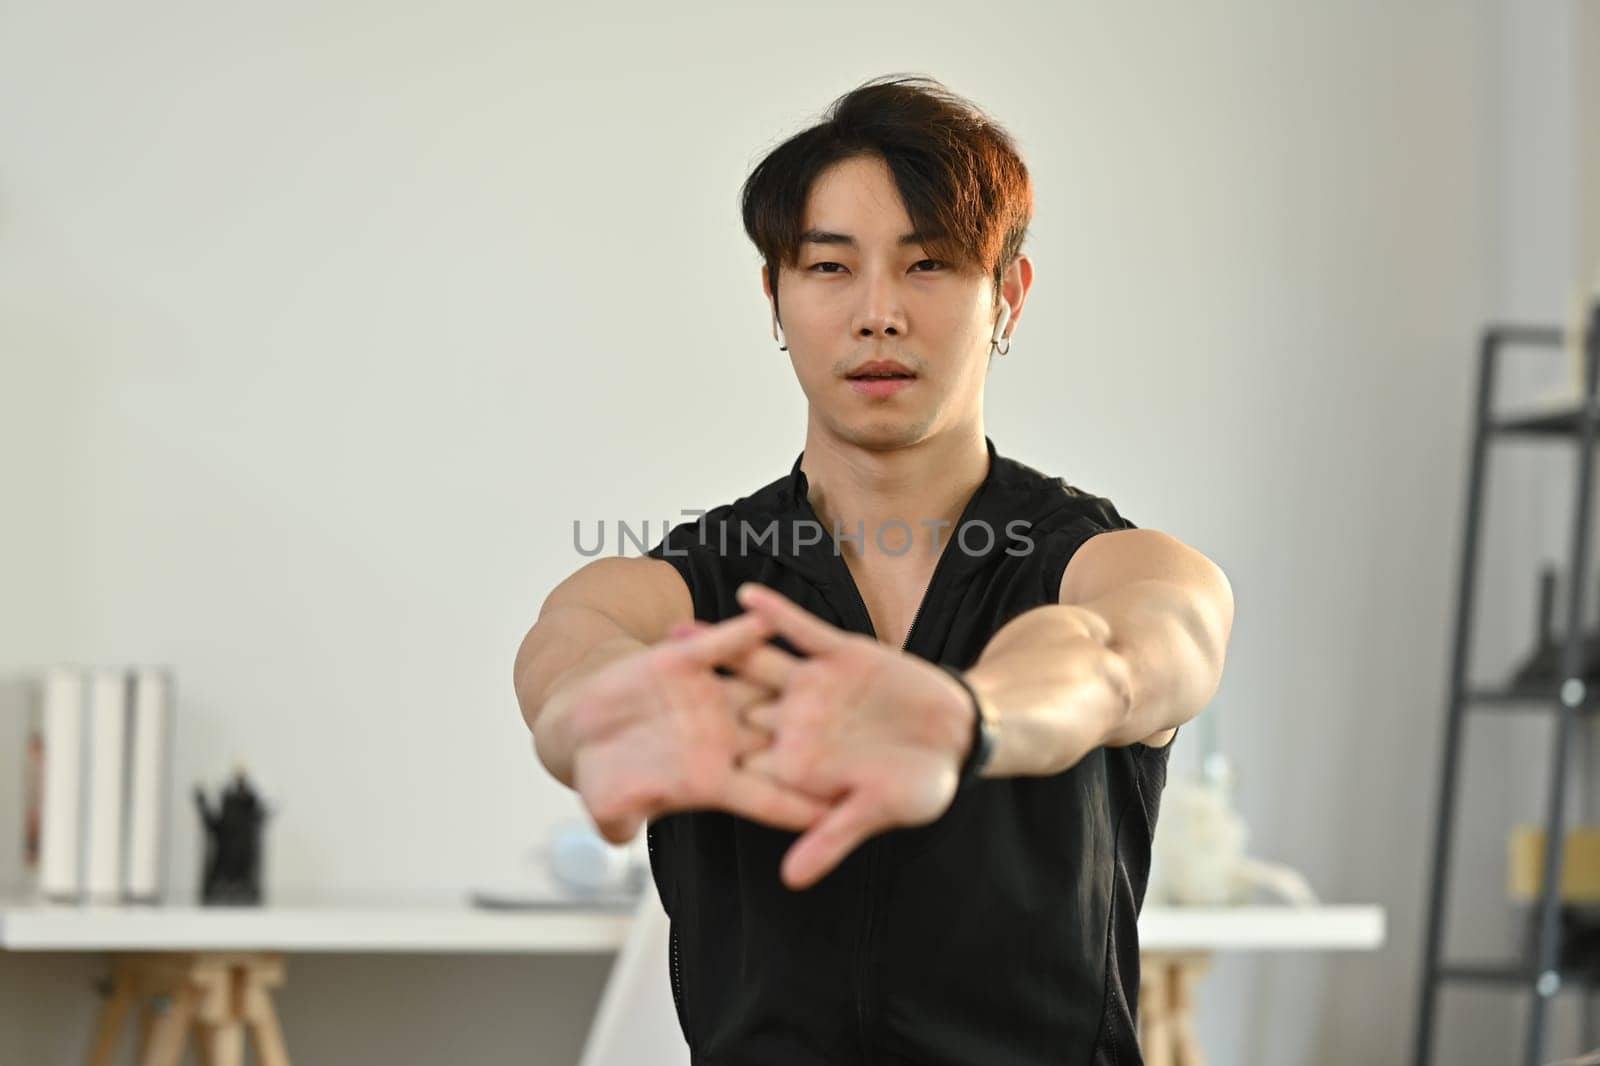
645 436 1170 1066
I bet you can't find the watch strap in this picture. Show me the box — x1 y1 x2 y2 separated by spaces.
939 663 995 790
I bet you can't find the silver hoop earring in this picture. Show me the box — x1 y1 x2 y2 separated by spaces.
990 336 1011 357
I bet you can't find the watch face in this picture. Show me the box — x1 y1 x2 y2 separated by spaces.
974 726 995 772
942 663 993 786
959 711 991 786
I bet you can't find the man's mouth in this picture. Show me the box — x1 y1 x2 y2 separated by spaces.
846 368 918 398
846 359 917 380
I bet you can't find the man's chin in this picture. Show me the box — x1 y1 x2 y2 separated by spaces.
820 418 934 453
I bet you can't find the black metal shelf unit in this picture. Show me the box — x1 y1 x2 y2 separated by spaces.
1414 306 1600 1066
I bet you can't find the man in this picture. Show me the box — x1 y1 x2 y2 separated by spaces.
514 74 1233 1066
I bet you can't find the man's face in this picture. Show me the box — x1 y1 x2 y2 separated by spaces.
764 154 1004 451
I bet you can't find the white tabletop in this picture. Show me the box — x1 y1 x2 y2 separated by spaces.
0 898 1384 955
1138 904 1384 952
0 900 635 953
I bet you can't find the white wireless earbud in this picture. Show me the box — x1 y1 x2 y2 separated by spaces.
990 301 1012 354
773 314 788 351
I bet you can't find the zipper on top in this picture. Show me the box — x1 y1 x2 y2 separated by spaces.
832 528 946 1064
670 923 686 1030
650 825 688 1033
806 482 992 655
792 466 994 1062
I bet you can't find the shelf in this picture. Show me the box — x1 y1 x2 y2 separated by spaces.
1438 961 1597 991
1489 405 1597 438
1418 311 1599 1062
1484 326 1566 350
1463 686 1600 713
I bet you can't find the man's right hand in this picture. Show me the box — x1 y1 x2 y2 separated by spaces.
560 610 831 843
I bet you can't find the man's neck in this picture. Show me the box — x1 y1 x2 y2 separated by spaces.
796 424 990 567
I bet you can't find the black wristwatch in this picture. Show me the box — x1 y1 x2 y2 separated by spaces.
939 664 996 789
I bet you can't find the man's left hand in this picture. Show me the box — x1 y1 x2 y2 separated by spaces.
672 582 977 891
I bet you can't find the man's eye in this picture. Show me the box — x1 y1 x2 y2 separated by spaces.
806 260 944 273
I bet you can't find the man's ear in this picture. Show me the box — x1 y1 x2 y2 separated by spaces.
762 264 783 343
999 255 1034 325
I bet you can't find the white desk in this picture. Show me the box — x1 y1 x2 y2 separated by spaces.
1 899 1383 1066
0 897 637 1066
0 898 1382 954
1136 904 1385 1066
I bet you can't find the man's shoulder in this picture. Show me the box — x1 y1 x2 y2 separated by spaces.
990 451 1137 535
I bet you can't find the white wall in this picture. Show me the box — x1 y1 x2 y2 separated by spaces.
1583 1 1600 292
0 1 1507 1063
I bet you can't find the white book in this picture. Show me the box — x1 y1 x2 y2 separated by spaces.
81 668 128 903
121 667 172 902
39 667 84 901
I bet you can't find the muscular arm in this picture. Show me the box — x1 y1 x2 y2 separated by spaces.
512 556 693 788
963 528 1234 779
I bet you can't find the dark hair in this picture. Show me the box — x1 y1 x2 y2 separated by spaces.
741 74 1035 322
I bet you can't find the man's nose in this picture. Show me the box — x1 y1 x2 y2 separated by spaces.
853 276 907 339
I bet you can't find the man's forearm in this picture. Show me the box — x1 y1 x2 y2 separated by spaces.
962 581 1225 778
517 622 648 788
